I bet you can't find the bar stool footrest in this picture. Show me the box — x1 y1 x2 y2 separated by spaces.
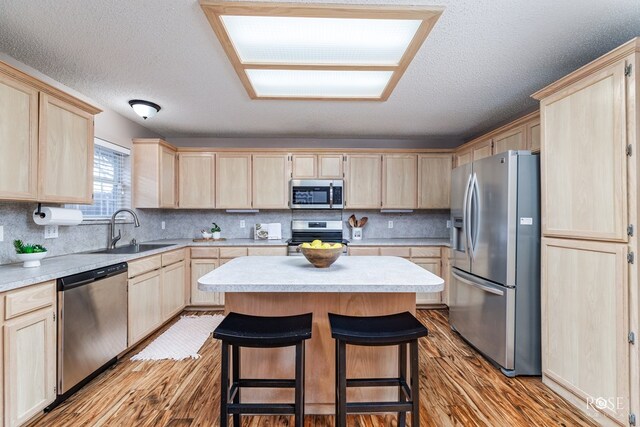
237 379 297 388
228 403 296 415
346 402 414 413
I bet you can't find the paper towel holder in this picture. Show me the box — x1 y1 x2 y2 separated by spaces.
34 203 46 219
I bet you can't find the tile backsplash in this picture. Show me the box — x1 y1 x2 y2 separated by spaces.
0 202 449 265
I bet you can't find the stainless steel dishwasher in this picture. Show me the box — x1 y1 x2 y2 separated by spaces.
52 262 128 407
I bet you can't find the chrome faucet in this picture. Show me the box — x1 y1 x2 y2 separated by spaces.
109 208 141 249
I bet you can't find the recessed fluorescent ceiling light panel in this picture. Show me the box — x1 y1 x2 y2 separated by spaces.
200 2 444 101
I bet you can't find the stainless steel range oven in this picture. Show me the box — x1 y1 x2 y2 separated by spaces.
287 220 349 256
290 179 344 209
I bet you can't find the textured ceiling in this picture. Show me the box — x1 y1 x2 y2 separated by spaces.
0 0 638 142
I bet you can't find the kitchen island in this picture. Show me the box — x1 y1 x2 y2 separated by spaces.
198 255 443 414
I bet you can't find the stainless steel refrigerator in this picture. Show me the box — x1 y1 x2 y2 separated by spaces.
449 150 541 377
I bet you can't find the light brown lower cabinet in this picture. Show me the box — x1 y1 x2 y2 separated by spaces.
541 238 629 425
128 269 163 346
413 258 442 305
2 281 56 427
190 259 223 306
161 260 186 320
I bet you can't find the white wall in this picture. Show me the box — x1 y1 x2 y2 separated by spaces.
0 52 163 149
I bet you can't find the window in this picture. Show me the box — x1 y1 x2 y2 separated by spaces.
67 138 131 219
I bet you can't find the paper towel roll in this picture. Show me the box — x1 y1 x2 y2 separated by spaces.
33 207 83 226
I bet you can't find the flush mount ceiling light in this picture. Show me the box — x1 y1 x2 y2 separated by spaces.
128 99 161 119
200 1 444 101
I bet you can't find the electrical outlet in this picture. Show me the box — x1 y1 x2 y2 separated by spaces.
388 220 393 229
240 220 246 228
44 225 58 239
446 220 452 229
0 225 3 242
161 221 166 230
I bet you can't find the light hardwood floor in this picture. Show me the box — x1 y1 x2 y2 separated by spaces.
31 310 596 427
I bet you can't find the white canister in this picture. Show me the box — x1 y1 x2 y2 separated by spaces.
351 227 363 240
213 231 221 240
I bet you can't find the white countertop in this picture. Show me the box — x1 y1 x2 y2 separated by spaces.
198 256 444 293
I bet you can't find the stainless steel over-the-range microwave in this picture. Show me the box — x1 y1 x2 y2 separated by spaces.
290 179 344 209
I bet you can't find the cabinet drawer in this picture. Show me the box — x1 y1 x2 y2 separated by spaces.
247 247 287 256
5 281 55 320
411 247 442 258
191 247 220 259
380 247 411 258
220 247 248 258
348 247 380 256
128 255 162 278
162 249 185 266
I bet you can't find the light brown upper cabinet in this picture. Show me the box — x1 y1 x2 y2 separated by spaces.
216 153 252 209
455 149 472 167
538 61 627 241
291 154 316 179
0 73 38 201
38 94 94 204
472 139 493 161
527 120 541 152
252 154 289 209
132 139 177 209
493 126 526 155
382 154 417 209
418 154 452 209
0 61 100 204
291 154 343 179
318 154 344 178
178 152 215 208
345 154 382 209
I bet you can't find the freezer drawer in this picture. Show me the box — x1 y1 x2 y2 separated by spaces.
449 268 515 370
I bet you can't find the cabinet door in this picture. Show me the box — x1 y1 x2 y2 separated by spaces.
216 153 252 209
455 150 472 167
318 154 343 179
128 270 162 346
413 259 442 305
252 154 289 209
527 119 541 153
291 154 316 179
191 259 224 306
160 146 176 208
178 153 215 208
382 154 417 209
4 308 56 427
541 238 628 423
0 73 38 201
472 139 493 161
493 127 526 155
162 261 185 321
441 248 451 306
418 154 452 209
38 93 94 203
346 154 381 209
541 62 627 241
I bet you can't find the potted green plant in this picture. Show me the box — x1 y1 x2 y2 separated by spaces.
210 222 221 240
13 240 48 268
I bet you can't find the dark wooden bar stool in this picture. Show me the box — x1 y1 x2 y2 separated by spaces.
213 312 313 427
328 311 429 427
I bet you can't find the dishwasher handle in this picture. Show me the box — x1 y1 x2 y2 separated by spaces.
58 262 128 291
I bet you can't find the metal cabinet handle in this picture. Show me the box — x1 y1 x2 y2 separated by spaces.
452 271 504 296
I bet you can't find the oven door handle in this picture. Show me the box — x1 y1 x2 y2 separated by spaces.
329 183 334 209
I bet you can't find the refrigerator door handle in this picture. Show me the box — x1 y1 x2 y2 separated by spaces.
462 173 472 257
470 173 480 259
466 174 475 260
452 270 504 296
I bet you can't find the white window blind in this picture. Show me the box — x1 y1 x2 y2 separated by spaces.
67 138 131 219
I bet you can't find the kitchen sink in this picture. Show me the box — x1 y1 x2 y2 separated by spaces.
90 243 176 255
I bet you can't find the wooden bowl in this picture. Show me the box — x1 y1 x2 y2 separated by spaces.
298 245 343 268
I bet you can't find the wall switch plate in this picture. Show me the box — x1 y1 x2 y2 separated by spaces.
446 220 451 229
240 220 246 228
44 225 58 239
161 221 166 230
0 225 3 242
388 220 393 229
